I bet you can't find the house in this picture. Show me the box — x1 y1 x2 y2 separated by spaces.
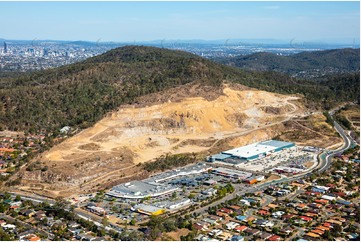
347 233 360 240
19 232 41 241
229 205 241 211
311 187 327 193
304 212 318 218
76 233 96 241
244 216 257 223
260 232 273 240
219 208 233 214
305 191 321 197
208 229 223 237
322 222 332 228
69 228 82 235
276 189 290 196
264 221 275 227
3 199 13 204
305 232 320 239
230 235 244 241
267 203 278 209
330 217 346 223
2 224 16 230
20 209 36 218
282 214 297 221
333 192 347 198
68 221 80 228
255 219 267 227
21 235 41 241
280 226 294 235
10 205 20 210
308 203 322 209
311 229 324 235
35 211 46 220
299 216 313 222
208 215 223 222
202 217 217 225
25 218 37 225
258 210 270 216
194 234 210 241
217 231 232 241
268 235 281 241
336 199 352 206
315 199 329 205
325 219 342 226
216 211 229 218
321 195 336 201
9 201 22 207
193 222 208 231
296 204 308 211
225 221 239 230
235 215 247 222
239 199 251 206
244 228 261 236
272 211 285 219
342 207 356 215
93 237 106 241
201 188 217 196
234 225 248 233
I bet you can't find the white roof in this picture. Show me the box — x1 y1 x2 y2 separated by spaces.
223 143 276 159
222 140 294 159
321 195 336 201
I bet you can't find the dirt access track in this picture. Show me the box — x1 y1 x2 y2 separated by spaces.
16 83 306 197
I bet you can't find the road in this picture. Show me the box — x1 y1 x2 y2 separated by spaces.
317 115 354 173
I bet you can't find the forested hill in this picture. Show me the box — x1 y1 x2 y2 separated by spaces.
215 48 360 79
0 46 359 132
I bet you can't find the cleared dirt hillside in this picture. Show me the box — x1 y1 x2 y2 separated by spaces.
11 83 308 197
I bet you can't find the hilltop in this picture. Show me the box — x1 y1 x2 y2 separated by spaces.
0 46 358 133
216 48 360 79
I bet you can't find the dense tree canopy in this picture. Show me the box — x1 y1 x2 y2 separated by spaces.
0 46 359 132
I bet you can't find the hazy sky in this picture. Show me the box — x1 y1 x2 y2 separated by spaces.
0 1 359 43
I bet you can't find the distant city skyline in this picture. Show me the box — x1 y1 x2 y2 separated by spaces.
0 1 359 43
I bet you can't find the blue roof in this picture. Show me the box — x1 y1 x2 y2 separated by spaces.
231 235 244 241
260 140 294 148
236 215 247 221
336 199 352 205
311 187 326 193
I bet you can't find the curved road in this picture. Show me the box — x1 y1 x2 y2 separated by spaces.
317 118 354 173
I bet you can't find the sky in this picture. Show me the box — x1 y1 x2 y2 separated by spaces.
0 1 359 43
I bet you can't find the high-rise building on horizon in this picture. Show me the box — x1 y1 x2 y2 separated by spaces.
3 42 7 53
